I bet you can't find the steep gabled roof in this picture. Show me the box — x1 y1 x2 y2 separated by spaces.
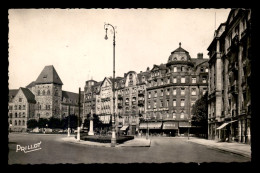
9 89 19 101
26 81 36 88
20 87 36 103
35 65 63 85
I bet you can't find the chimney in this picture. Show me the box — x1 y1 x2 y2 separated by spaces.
140 71 142 73
197 53 203 59
146 67 150 71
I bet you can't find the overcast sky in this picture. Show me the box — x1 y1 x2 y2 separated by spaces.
8 8 231 93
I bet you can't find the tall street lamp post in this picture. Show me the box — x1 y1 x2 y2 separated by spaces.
104 23 116 147
77 87 81 141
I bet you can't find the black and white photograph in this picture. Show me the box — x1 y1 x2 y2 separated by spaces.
8 8 252 165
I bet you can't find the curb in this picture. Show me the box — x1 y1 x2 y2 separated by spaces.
188 140 251 158
61 137 151 148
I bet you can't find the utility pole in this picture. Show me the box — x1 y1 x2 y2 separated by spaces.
68 105 70 137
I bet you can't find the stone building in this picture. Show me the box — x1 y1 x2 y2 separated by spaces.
207 9 251 144
83 71 150 135
8 88 36 132
9 65 83 131
83 43 208 136
141 43 208 136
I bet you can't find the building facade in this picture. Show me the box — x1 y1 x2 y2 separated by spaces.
207 9 251 144
9 65 83 132
8 88 36 132
83 43 208 136
142 43 208 136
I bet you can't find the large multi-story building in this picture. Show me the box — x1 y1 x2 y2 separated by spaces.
141 43 208 136
8 65 83 132
83 43 209 136
207 9 251 144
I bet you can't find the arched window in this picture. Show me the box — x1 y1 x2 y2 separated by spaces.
42 90 45 95
181 66 185 72
15 120 17 126
18 120 21 126
47 90 50 95
173 57 177 61
9 113 12 118
19 112 21 117
22 120 25 126
181 57 185 61
9 120 12 125
15 113 17 118
38 90 41 95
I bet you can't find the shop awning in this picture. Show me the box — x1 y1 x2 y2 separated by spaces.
163 122 178 130
179 121 191 128
217 120 238 130
120 125 129 131
216 123 229 130
139 122 162 129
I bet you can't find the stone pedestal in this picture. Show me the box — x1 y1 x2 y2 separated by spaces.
77 127 80 141
68 128 70 137
88 119 94 135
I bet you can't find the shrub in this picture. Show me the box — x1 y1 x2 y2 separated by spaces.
79 135 134 144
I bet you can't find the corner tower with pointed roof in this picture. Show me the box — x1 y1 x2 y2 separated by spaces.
34 65 63 119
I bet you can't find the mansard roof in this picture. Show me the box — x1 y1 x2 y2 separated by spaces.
35 65 63 85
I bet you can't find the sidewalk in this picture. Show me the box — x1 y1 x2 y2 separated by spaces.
61 136 151 148
187 137 251 158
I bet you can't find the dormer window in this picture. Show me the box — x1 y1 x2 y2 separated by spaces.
181 57 185 61
173 57 177 61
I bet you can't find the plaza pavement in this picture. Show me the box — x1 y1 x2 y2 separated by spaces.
61 135 251 158
187 137 251 158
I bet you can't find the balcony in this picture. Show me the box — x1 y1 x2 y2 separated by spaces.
101 97 110 102
118 94 123 100
138 100 144 106
138 90 145 96
118 103 123 109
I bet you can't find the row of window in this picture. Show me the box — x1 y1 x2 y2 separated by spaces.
148 88 206 98
37 90 59 96
9 105 26 110
151 67 209 77
148 99 186 108
9 112 26 118
9 120 26 126
147 111 186 119
149 77 207 87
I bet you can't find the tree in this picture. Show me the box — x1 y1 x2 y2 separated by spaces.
27 119 38 129
62 114 82 129
191 91 208 138
48 117 61 129
38 118 49 128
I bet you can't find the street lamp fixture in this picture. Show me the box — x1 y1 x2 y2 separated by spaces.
104 23 116 147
